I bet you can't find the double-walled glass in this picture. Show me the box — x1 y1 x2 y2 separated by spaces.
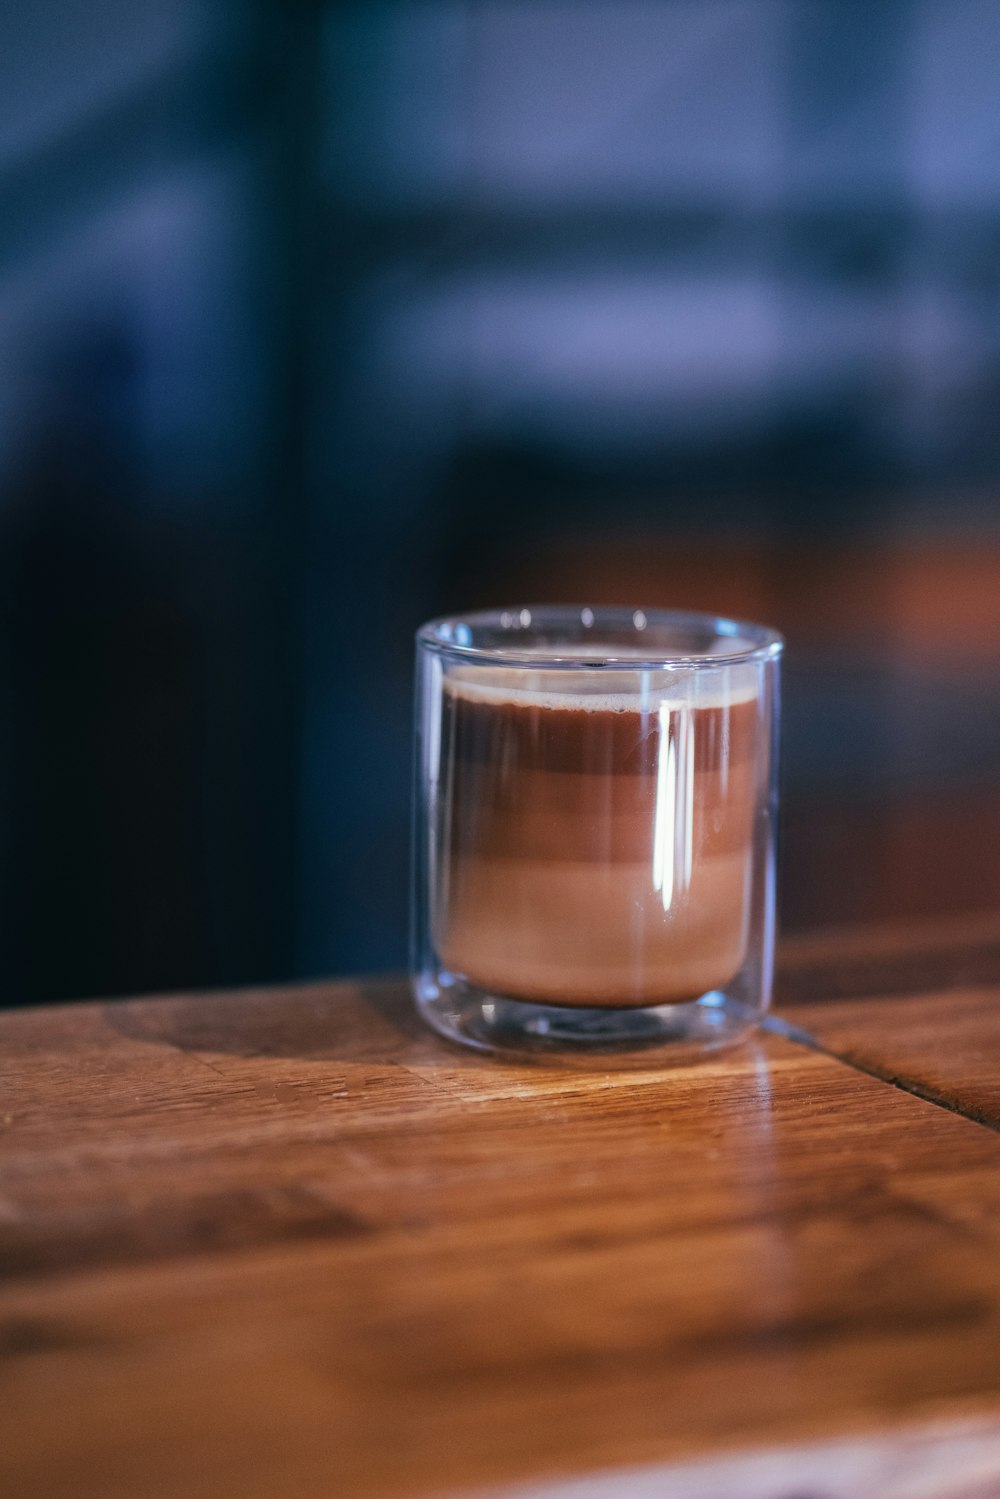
412 607 782 1063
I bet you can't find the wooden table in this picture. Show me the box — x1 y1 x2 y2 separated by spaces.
3 913 1000 1499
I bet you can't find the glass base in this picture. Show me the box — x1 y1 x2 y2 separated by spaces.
414 972 760 1068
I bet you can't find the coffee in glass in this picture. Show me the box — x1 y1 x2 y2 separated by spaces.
412 607 781 1062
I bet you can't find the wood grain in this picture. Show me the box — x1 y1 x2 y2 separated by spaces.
771 910 1000 1129
776 987 1000 1132
3 935 1000 1498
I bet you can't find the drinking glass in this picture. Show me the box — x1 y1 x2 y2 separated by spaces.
412 606 782 1063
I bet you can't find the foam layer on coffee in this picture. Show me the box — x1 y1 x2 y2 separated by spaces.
445 660 760 714
434 665 763 1008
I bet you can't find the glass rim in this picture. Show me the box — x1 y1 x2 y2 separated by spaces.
417 605 784 670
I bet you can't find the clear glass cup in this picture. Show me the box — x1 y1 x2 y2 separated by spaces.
412 606 782 1064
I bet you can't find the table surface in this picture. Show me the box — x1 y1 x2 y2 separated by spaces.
3 913 1000 1499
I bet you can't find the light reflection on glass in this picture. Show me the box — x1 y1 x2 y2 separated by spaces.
652 702 676 911
652 701 696 912
683 705 695 893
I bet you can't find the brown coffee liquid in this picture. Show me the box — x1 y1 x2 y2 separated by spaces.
436 679 759 1008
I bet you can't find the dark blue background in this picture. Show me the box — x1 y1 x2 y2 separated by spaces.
3 1 1000 1002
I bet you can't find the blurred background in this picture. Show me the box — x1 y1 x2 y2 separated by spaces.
3 0 1000 1005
